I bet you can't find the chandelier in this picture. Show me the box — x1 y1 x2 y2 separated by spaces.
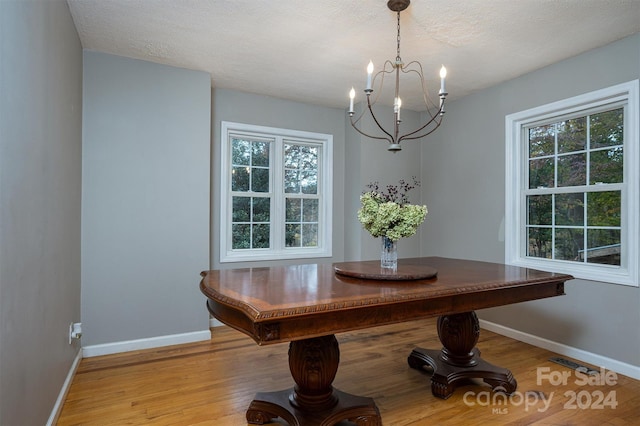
348 0 448 152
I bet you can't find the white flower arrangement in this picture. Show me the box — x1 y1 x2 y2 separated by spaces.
357 178 427 242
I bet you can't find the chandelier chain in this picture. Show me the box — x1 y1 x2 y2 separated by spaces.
396 12 401 63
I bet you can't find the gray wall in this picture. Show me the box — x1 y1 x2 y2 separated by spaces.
0 1 82 424
421 34 640 366
82 51 211 346
211 89 347 269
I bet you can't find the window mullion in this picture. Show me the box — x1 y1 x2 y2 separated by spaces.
582 192 588 263
551 191 556 260
550 123 557 261
272 137 284 251
583 117 590 263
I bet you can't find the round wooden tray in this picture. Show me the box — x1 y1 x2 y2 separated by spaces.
333 260 437 281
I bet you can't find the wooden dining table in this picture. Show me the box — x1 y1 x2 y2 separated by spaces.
199 256 573 426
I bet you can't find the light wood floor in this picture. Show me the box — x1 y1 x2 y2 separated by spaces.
57 318 640 425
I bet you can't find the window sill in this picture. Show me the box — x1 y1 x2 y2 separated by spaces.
508 257 638 287
220 248 333 263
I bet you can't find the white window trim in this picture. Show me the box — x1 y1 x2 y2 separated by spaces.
505 80 639 286
220 121 333 263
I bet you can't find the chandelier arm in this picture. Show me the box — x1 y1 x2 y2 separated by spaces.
349 102 368 126
398 119 443 142
367 73 384 106
422 103 442 121
366 95 396 142
421 92 445 121
401 63 442 113
419 98 445 127
370 61 397 105
397 103 445 142
349 115 392 143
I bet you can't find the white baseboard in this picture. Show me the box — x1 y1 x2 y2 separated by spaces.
46 348 83 426
210 317 224 327
479 319 640 380
82 330 211 358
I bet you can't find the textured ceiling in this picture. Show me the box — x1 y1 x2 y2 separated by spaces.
67 0 640 110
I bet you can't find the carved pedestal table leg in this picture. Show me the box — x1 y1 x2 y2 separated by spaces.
407 311 517 399
246 334 381 426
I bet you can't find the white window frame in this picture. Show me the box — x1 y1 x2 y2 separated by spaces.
220 121 333 263
505 80 639 286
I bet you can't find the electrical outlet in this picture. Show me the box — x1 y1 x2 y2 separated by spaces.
69 322 82 344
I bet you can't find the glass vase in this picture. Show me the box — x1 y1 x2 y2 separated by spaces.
380 236 398 271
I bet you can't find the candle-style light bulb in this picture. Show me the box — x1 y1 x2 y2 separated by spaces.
366 61 374 91
349 87 355 113
439 65 447 94
395 97 402 121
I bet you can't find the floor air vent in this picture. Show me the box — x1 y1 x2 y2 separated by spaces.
549 357 599 375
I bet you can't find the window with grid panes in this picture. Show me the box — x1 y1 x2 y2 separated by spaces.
505 81 639 286
220 122 333 262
